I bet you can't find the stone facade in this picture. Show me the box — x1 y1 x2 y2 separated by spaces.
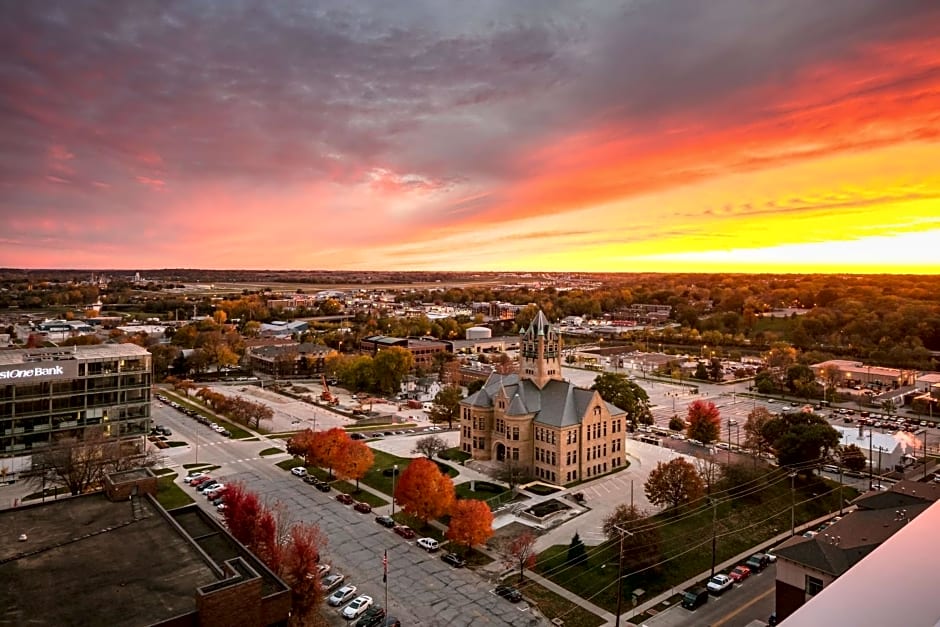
460 311 627 486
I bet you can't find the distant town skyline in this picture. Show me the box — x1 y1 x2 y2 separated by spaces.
2 1 939 274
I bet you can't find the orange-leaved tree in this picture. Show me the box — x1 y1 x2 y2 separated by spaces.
686 399 721 445
446 498 493 551
311 428 352 478
394 457 455 527
335 439 374 491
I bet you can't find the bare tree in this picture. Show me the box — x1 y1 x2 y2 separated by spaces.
411 435 448 459
30 428 154 496
694 457 724 495
492 456 531 491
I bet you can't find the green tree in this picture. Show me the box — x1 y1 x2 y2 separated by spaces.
694 362 709 380
428 385 463 429
566 532 588 567
591 372 651 429
839 444 867 473
765 413 840 468
668 415 686 431
372 346 414 394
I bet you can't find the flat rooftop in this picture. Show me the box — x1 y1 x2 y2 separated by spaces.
0 343 151 366
1 493 218 626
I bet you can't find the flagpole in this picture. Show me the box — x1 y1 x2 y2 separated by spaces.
383 550 388 616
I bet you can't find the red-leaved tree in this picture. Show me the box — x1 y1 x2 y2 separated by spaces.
504 530 538 584
394 457 455 527
280 523 328 623
686 399 721 445
446 499 493 551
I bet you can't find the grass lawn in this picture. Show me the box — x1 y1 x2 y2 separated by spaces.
156 473 194 510
439 447 471 464
454 480 512 507
522 581 606 627
259 447 284 456
358 450 414 496
277 458 305 471
535 472 856 613
166 441 188 448
333 480 389 508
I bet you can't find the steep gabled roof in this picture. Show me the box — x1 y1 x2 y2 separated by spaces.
506 393 529 416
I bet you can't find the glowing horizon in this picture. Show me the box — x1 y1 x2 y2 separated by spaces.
2 2 940 273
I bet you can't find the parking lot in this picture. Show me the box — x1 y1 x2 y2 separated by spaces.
200 468 549 627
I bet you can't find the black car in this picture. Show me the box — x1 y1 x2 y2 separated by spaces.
441 552 466 568
315 481 332 492
745 553 770 573
494 585 522 603
375 515 395 528
354 606 386 627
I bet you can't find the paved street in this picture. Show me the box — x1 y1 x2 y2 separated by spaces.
637 565 776 627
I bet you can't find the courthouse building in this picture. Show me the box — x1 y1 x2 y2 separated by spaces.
0 344 152 476
460 311 628 485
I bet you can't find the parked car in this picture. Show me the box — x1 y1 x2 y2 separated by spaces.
354 606 386 627
204 485 226 499
336 493 354 505
315 563 331 578
441 552 466 568
185 472 206 484
353 501 372 514
327 585 358 607
494 585 522 603
706 574 733 595
197 481 219 493
321 573 345 592
316 481 332 492
416 537 440 552
303 475 319 485
681 586 708 610
393 525 416 540
729 565 751 582
190 475 213 487
291 467 308 477
375 515 395 528
745 553 770 573
765 547 779 563
342 595 373 619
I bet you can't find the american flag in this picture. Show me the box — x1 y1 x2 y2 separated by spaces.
383 550 388 583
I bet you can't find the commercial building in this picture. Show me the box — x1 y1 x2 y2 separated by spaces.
460 311 628 485
0 469 291 626
359 335 448 371
0 344 152 476
246 342 334 377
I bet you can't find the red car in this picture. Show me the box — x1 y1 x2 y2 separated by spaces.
393 525 416 540
353 501 372 514
335 493 354 505
190 476 213 488
729 565 751 582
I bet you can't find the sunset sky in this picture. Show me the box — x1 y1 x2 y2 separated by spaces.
2 0 940 273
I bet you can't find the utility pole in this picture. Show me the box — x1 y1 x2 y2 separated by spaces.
613 524 631 627
710 498 718 577
391 464 398 516
839 466 844 516
790 473 797 535
869 429 874 490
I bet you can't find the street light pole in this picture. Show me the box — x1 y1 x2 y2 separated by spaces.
391 464 398 517
710 498 718 577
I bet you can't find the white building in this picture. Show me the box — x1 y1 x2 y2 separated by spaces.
833 425 909 473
